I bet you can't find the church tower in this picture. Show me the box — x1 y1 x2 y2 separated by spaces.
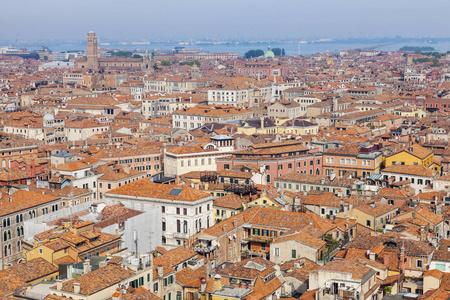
86 31 98 71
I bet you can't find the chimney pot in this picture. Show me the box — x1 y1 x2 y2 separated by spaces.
73 282 81 294
56 279 63 291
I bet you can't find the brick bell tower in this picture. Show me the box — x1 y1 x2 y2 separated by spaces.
86 31 98 71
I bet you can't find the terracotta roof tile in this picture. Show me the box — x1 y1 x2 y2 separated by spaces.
106 179 211 202
54 264 134 295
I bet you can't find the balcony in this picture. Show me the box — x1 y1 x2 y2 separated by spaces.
173 232 189 239
193 240 218 254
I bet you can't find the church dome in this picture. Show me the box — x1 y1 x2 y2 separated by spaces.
264 47 275 58
43 113 54 121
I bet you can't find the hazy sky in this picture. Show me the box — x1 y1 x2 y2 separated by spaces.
2 0 450 41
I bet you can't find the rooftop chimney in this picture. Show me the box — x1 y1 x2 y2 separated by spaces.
158 265 164 278
213 274 222 292
56 279 63 291
200 278 207 292
420 226 427 242
83 259 91 274
73 282 81 294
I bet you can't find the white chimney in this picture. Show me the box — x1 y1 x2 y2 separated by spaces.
56 279 63 291
83 259 91 274
73 282 81 294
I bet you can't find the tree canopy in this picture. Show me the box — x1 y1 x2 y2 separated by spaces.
245 48 285 58
244 49 265 59
272 48 282 56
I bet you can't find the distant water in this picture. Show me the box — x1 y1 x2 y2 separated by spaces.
23 41 450 56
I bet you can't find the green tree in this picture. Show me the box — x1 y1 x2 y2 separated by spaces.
281 48 285 56
161 60 171 66
132 54 142 58
431 58 440 67
245 49 265 58
195 60 201 67
414 57 431 63
272 48 282 56
244 50 256 59
255 49 264 57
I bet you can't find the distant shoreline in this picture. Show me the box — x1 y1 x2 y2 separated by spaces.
6 41 450 56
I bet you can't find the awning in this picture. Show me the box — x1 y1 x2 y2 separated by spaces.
369 174 382 180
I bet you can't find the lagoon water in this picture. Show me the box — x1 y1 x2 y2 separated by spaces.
23 41 450 56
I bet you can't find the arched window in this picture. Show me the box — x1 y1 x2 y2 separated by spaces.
3 231 7 242
177 220 181 233
183 221 188 234
266 174 271 183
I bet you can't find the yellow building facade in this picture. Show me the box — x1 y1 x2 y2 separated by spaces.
384 145 434 169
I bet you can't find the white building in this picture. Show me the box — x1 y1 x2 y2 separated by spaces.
381 165 438 194
39 61 75 72
309 258 384 300
141 94 197 118
172 105 253 130
64 119 109 142
53 161 100 197
164 136 235 177
430 250 450 272
104 179 213 248
144 77 207 93
207 87 254 107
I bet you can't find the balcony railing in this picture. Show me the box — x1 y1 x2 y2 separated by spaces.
173 232 189 239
